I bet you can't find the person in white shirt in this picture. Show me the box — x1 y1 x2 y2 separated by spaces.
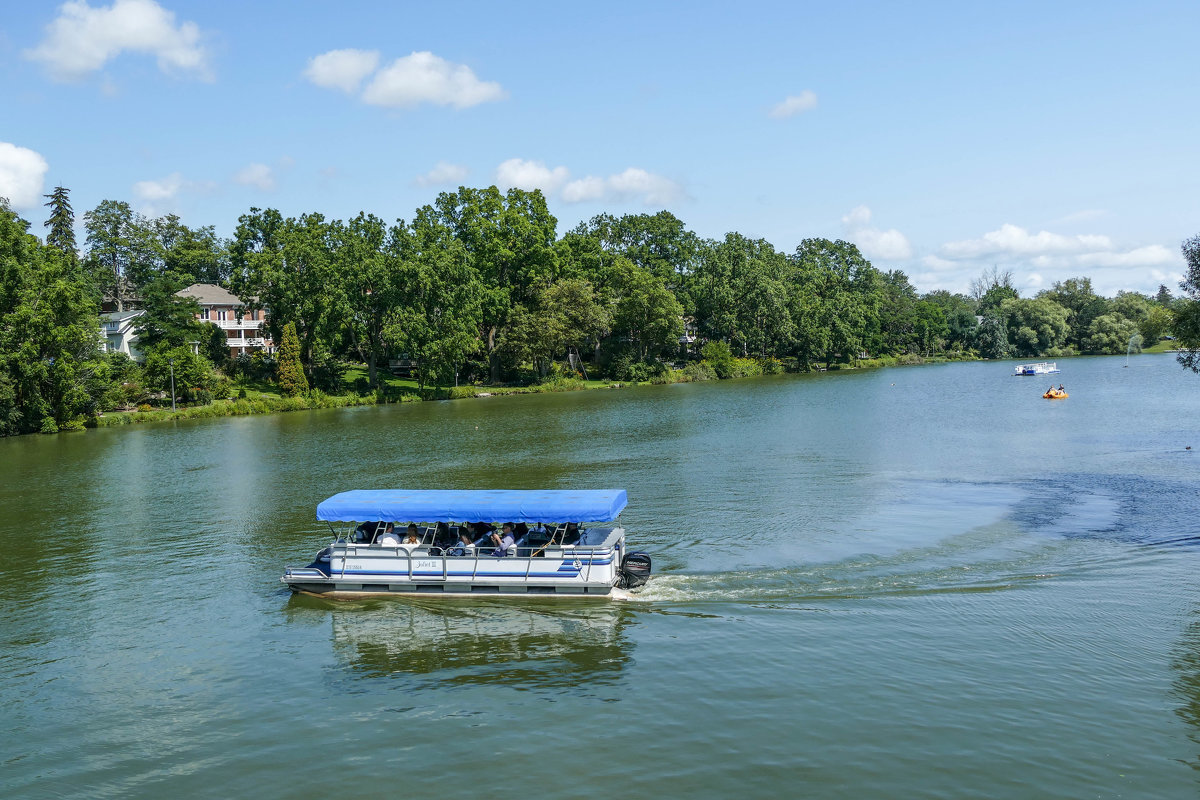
376 522 399 546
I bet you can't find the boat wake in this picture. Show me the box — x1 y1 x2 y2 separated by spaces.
628 474 1199 605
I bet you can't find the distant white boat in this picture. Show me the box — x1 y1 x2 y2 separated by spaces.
1013 361 1060 376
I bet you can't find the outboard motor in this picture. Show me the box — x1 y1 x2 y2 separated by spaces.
618 552 652 589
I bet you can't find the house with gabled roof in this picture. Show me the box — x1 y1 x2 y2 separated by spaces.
176 283 274 357
99 310 146 360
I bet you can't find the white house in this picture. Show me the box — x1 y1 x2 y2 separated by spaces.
99 310 146 360
176 283 274 357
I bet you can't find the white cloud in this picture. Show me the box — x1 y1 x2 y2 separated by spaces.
415 161 468 187
132 171 185 201
769 90 818 119
360 51 506 109
0 143 50 209
490 159 683 206
26 0 210 81
942 224 1113 259
233 163 276 192
561 176 606 203
920 254 957 272
303 48 380 93
840 204 913 261
562 168 683 205
495 158 569 194
918 222 1185 297
607 168 684 205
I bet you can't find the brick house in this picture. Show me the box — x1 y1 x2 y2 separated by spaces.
176 283 275 357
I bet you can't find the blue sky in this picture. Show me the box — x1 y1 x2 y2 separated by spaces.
2 0 1197 297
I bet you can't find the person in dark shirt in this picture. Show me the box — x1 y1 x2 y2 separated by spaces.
490 523 516 557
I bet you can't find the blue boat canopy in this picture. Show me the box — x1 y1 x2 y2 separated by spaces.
316 489 628 524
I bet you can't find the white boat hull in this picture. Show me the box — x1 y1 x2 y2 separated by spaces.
282 531 626 599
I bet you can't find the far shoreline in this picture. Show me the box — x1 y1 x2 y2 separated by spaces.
28 345 1177 438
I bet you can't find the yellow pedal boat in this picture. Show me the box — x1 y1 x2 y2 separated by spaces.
1043 389 1068 399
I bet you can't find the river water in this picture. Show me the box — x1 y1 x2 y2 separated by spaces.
2 354 1198 798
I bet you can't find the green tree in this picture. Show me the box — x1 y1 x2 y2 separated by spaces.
143 346 214 404
153 214 229 285
386 218 484 391
609 258 683 361
133 276 204 354
1139 304 1174 346
501 277 610 378
0 202 102 433
276 321 308 396
569 211 700 301
789 239 881 368
42 186 76 260
999 297 1069 357
1176 234 1200 372
82 199 159 309
693 233 791 357
1038 277 1108 350
231 209 339 377
922 290 978 351
1081 313 1140 355
333 212 403 387
971 266 1018 316
875 270 920 354
700 339 736 378
912 300 950 355
429 186 559 382
974 315 1010 359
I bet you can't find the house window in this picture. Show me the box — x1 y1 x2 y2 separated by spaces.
201 308 210 320
218 309 227 321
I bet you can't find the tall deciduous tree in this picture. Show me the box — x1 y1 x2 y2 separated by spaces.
334 212 403 387
133 276 204 355
789 239 881 369
609 258 683 361
0 202 101 433
429 186 559 381
83 199 159 310
231 209 339 376
1176 234 1200 372
1038 277 1108 350
386 210 483 391
999 297 1069 357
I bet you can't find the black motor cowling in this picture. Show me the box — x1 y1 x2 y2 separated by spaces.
619 551 652 589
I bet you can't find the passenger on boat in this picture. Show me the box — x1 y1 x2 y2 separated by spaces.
354 521 380 543
449 530 476 556
490 523 516 557
1058 384 1065 392
376 522 399 546
403 523 420 545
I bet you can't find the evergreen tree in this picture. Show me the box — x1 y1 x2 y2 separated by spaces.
43 186 76 260
276 321 308 396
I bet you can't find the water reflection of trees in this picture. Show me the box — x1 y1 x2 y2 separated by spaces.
296 598 637 690
1172 608 1200 771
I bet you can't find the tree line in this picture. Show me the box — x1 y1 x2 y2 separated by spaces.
1 185 1197 436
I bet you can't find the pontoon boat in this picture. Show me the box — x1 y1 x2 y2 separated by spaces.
281 490 651 598
1013 361 1060 376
